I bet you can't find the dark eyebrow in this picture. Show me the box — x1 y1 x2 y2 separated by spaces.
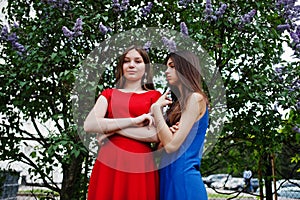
124 56 143 60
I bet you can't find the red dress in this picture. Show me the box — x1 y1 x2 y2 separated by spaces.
87 88 161 200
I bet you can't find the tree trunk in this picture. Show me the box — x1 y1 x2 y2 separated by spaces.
265 154 273 200
258 156 264 200
60 154 85 200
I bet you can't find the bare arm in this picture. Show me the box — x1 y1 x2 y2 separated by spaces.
84 95 152 134
151 92 206 153
115 125 159 142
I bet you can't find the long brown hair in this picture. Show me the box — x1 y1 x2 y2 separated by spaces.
115 45 155 90
166 51 209 125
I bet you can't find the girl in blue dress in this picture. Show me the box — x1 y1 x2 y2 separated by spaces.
151 51 209 200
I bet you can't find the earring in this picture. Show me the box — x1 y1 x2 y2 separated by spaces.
144 73 147 84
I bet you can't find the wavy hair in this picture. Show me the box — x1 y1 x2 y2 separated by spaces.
165 51 209 125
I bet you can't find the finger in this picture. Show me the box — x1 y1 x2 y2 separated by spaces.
163 88 170 97
170 127 176 133
163 87 170 94
148 116 153 127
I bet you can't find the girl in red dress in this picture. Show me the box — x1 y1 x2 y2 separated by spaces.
84 45 160 200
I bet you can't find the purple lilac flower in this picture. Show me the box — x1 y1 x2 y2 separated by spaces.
296 101 300 111
238 9 256 28
296 26 300 35
13 22 19 28
290 32 300 43
291 79 300 90
73 18 83 37
215 3 227 18
7 33 18 43
275 0 300 55
62 26 74 40
178 0 185 6
62 18 83 40
99 23 108 35
277 24 291 31
143 41 151 52
12 42 25 53
178 0 193 7
99 23 112 35
112 0 121 12
274 66 284 81
120 0 130 11
1 24 25 54
275 66 284 74
1 25 9 40
43 0 70 10
292 126 300 133
276 0 297 8
204 0 217 22
162 37 177 52
141 2 153 17
180 22 189 37
241 9 256 23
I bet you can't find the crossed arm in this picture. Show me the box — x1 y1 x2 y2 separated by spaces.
83 95 159 142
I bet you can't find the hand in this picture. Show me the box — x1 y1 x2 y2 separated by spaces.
169 122 179 134
157 142 164 150
133 113 154 127
155 90 173 108
97 133 113 146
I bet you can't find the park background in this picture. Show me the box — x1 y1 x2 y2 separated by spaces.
0 0 299 199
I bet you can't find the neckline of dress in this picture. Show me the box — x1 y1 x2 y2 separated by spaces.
115 88 151 94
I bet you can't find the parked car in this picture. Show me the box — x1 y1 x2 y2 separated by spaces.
256 179 299 195
277 186 300 199
202 174 230 188
223 177 259 192
224 177 244 191
211 177 230 189
279 179 300 188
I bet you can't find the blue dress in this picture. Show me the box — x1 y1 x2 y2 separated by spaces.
159 108 209 200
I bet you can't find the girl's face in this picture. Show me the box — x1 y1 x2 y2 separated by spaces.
165 58 179 86
122 49 146 83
